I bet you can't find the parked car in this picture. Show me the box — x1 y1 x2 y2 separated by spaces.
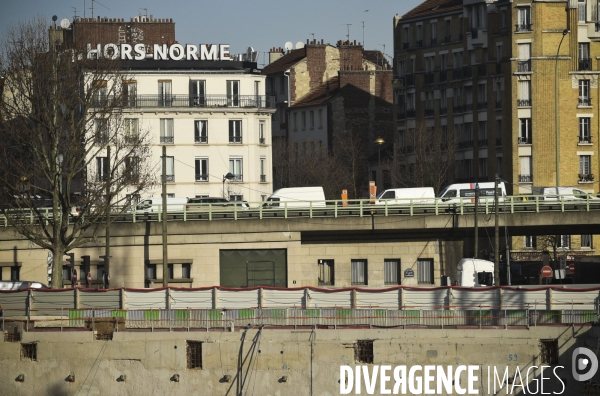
530 187 599 201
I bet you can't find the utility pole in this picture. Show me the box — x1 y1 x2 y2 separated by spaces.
162 145 168 287
474 185 479 259
494 174 500 286
105 144 111 279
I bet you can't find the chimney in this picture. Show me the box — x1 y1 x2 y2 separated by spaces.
269 47 284 64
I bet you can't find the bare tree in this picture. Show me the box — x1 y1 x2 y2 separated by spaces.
0 17 155 287
386 122 456 194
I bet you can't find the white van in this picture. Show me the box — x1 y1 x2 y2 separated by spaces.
375 187 435 205
455 258 495 287
530 187 599 202
0 281 48 291
135 197 188 213
437 182 506 204
263 187 326 208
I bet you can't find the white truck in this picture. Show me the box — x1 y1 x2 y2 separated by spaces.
438 182 507 204
375 187 435 205
455 258 495 287
263 187 326 208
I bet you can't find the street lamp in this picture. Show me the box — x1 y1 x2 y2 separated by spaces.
555 29 569 188
222 172 234 199
375 137 385 167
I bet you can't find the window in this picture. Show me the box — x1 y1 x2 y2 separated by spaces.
403 26 409 47
182 263 191 279
10 266 20 281
351 259 367 285
158 80 172 107
440 89 447 110
581 235 592 248
355 340 374 364
416 24 423 47
440 53 447 70
260 157 266 182
445 20 451 41
318 109 323 128
579 80 591 106
540 339 559 365
145 263 157 280
195 158 208 182
431 21 437 44
259 121 265 144
497 157 503 178
557 235 570 249
195 120 208 143
168 264 174 280
95 119 108 144
159 156 174 182
229 194 243 202
229 120 242 143
96 157 108 182
517 7 531 31
123 80 137 107
519 156 532 183
580 155 591 175
21 343 37 361
578 0 587 22
580 118 591 143
190 80 206 106
518 80 531 106
125 156 139 183
186 341 202 369
417 259 434 284
124 118 138 143
309 110 314 128
93 80 107 106
384 259 401 285
279 75 285 94
318 259 334 285
501 9 507 27
517 43 531 72
301 111 306 129
525 236 537 249
519 118 532 144
227 80 240 107
293 113 298 131
579 43 591 71
477 83 487 108
160 118 174 144
229 158 243 181
479 158 488 180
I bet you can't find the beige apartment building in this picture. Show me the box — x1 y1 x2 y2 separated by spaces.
393 0 600 276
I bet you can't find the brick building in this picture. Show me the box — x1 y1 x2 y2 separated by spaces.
263 40 393 194
393 0 600 279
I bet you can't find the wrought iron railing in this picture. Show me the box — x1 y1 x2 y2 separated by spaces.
519 174 533 183
515 23 532 32
518 136 532 144
579 58 592 71
92 94 276 109
579 97 592 106
160 136 174 144
517 99 531 107
517 60 531 72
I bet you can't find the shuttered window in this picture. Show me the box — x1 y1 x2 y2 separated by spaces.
417 259 434 284
384 259 401 285
351 259 368 285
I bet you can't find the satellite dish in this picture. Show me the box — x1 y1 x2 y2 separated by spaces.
296 42 305 49
60 18 71 29
52 15 58 22
247 46 254 53
284 42 293 52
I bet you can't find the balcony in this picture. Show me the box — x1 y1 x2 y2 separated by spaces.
471 28 479 39
400 145 414 154
195 136 207 144
519 174 533 183
259 138 266 144
517 99 531 107
517 60 531 73
579 135 592 144
440 106 447 115
444 35 451 43
406 109 416 119
424 108 435 117
579 173 595 182
229 136 242 144
431 37 437 45
231 174 243 182
160 136 174 144
402 42 409 50
579 58 592 71
495 62 502 75
496 137 502 147
195 174 208 182
458 140 474 149
453 104 464 113
452 68 462 80
477 101 487 111
464 103 474 111
495 100 502 109
260 174 266 183
397 110 406 119
92 94 276 109
478 138 488 146
439 70 447 82
424 72 435 85
416 40 423 48
477 64 487 77
578 97 592 106
518 136 532 145
403 74 415 87
462 66 472 79
515 23 532 33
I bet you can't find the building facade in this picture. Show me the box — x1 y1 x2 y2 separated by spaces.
393 0 599 269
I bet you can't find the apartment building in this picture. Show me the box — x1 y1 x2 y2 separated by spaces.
393 0 599 274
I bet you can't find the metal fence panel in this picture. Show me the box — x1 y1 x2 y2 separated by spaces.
171 289 213 309
356 290 401 308
452 289 500 309
31 290 74 316
503 289 547 308
0 291 28 317
124 290 167 310
550 290 600 310
404 288 449 309
218 290 259 309
309 290 352 308
263 289 304 308
79 290 121 310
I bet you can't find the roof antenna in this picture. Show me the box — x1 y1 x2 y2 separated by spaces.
361 21 365 47
139 8 148 18
309 33 315 43
90 0 110 19
345 23 352 43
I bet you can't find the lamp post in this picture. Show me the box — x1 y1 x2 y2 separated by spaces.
222 172 234 199
555 29 569 188
375 137 385 187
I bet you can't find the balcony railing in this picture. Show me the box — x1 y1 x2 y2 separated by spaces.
406 109 416 118
579 58 592 71
444 35 451 43
431 37 437 45
477 63 486 77
495 62 502 74
517 99 531 107
452 68 463 80
495 100 502 109
404 74 415 87
92 94 276 109
195 174 208 182
453 104 464 113
440 106 447 115
462 66 472 79
195 136 207 144
166 175 175 182
496 137 502 146
229 136 242 144
439 70 447 82
579 173 595 182
477 101 487 110
416 40 423 48
160 136 174 144
458 140 474 149
518 136 532 144
231 174 243 182
397 110 406 119
519 174 533 183
464 103 473 111
478 138 488 146
424 108 434 117
517 60 531 72
515 23 532 32
259 138 266 144
402 42 409 50
596 22 600 32
424 72 435 84
579 97 592 106
579 135 592 144
260 174 266 183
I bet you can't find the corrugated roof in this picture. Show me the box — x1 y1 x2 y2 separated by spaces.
261 48 306 74
292 76 340 108
402 0 463 20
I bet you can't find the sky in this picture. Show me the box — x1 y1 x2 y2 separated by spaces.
1 0 423 67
